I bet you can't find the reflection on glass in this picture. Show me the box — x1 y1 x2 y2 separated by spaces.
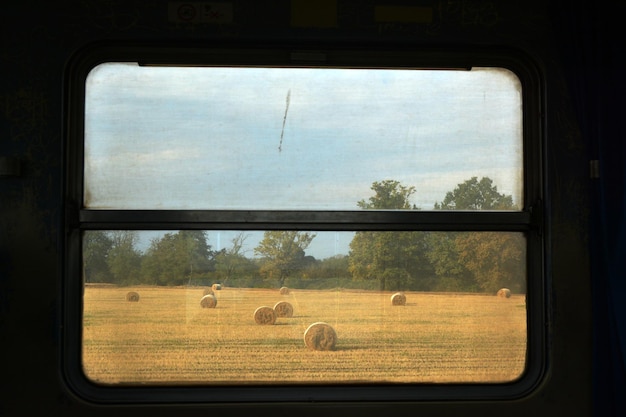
84 65 523 210
82 230 527 384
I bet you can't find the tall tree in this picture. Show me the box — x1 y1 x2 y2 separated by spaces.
455 232 526 293
215 232 254 286
431 177 524 292
106 231 142 285
425 232 474 291
357 180 417 210
254 231 316 288
434 176 515 210
141 231 214 285
349 180 433 291
83 230 113 283
179 230 215 279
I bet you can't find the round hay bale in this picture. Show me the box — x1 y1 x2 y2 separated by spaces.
126 291 140 302
279 286 290 295
273 301 294 318
253 306 276 325
200 294 217 308
497 288 511 298
202 287 214 296
212 283 222 291
390 292 406 306
304 322 337 351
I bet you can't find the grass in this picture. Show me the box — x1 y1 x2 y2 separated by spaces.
82 286 526 385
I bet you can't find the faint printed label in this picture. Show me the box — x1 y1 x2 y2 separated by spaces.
169 2 233 23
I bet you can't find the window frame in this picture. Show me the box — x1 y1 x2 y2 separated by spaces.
63 43 545 404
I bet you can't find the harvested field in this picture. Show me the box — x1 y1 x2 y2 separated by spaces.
82 286 527 385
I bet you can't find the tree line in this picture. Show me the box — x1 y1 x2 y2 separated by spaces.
83 177 525 294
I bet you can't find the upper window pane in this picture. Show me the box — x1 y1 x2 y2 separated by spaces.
84 64 522 210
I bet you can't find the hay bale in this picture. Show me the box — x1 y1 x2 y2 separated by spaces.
212 283 222 291
497 288 511 298
390 292 406 306
253 306 276 325
126 291 140 302
200 294 217 308
202 287 214 296
304 322 337 351
279 286 290 295
273 301 294 318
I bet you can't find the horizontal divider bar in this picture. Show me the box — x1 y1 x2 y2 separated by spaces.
78 210 532 231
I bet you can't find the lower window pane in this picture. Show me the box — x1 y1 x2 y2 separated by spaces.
82 230 527 384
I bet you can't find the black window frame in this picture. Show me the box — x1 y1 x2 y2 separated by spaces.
63 43 545 404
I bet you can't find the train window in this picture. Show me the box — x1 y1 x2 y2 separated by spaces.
65 47 544 402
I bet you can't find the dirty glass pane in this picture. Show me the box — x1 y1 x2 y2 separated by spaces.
84 65 523 210
82 230 527 385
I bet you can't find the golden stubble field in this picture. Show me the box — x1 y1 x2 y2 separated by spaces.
82 285 527 385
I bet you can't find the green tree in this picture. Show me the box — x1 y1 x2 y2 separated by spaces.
141 231 214 285
434 176 515 210
107 231 142 285
180 230 215 280
349 180 433 291
304 255 351 280
455 232 526 293
431 177 524 292
425 232 474 291
357 180 417 210
297 255 355 289
83 230 113 283
254 231 316 288
215 232 257 286
141 233 184 285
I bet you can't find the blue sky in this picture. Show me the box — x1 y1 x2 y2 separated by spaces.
85 63 523 257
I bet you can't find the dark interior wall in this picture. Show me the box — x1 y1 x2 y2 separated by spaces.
0 1 597 416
